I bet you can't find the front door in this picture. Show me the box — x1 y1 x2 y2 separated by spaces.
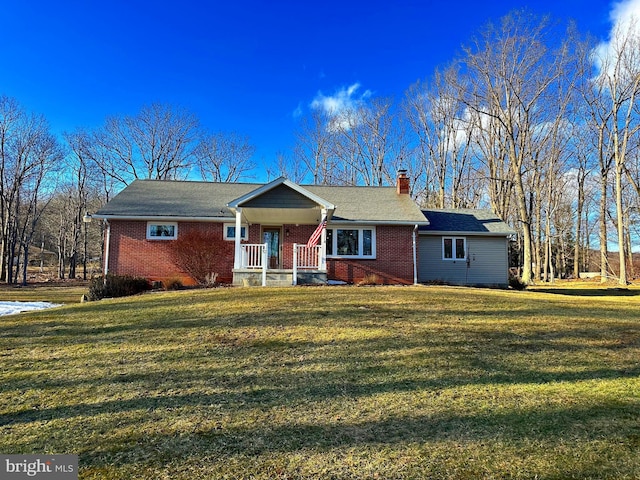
263 228 281 269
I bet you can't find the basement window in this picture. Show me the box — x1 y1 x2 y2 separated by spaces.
147 222 178 240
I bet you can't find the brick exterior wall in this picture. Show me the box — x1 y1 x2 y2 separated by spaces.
106 221 237 285
106 221 416 285
326 225 415 285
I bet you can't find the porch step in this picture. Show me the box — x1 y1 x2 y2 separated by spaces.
233 269 327 287
265 272 293 287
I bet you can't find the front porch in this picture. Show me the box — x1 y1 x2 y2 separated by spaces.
226 177 336 287
232 244 327 287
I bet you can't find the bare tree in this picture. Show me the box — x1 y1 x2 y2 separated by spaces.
90 103 200 185
293 109 338 184
405 67 477 208
570 125 597 278
63 130 108 279
587 19 640 284
195 131 255 182
459 11 574 284
0 96 62 283
332 97 402 186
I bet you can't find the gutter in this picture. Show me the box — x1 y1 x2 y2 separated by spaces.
93 215 233 222
328 220 430 226
103 219 111 276
418 230 515 237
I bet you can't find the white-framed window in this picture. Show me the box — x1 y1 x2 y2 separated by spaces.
223 223 248 241
326 227 375 259
443 236 466 260
147 222 178 240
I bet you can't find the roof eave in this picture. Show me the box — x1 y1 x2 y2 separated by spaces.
93 214 232 222
330 219 430 226
419 230 515 236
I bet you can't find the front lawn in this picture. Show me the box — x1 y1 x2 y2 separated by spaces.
1 285 639 479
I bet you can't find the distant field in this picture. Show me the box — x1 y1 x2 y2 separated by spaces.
0 282 88 305
1 284 639 479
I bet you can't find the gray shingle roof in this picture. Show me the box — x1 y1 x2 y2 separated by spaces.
420 208 515 235
305 185 426 223
96 180 258 219
95 179 428 224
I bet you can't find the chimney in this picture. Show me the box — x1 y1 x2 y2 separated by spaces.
396 169 410 195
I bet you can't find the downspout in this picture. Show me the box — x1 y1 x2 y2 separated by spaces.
412 224 418 285
103 219 111 276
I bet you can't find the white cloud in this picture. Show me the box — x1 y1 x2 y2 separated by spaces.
593 0 640 75
292 102 303 118
611 0 640 28
310 83 372 131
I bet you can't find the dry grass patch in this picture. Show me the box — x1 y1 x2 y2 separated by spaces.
1 285 640 479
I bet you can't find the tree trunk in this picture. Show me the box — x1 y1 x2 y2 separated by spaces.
614 163 627 285
573 174 584 279
599 173 609 283
514 171 533 284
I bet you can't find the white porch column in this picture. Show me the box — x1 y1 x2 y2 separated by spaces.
320 208 327 271
293 243 298 286
233 207 243 269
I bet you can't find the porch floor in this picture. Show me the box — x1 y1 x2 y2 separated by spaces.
233 269 327 287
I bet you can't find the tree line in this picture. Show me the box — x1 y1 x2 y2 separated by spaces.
1 10 638 285
287 11 640 286
0 100 256 284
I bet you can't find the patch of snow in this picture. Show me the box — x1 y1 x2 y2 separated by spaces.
0 301 61 316
327 280 348 285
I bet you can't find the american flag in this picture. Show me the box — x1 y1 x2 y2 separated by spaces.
306 217 327 248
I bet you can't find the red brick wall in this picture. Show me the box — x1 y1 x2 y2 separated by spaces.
326 225 415 285
106 221 415 285
106 221 238 285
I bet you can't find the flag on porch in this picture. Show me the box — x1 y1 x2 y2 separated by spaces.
306 217 327 248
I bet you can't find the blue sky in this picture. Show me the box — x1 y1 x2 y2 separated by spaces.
0 0 620 175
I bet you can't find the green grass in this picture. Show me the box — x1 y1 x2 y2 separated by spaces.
1 284 640 479
0 282 88 304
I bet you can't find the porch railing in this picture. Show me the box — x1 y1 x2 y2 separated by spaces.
240 243 267 286
292 244 322 286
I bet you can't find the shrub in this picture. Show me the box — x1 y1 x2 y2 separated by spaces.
509 275 527 290
357 273 380 286
88 274 151 301
167 230 232 286
163 276 184 291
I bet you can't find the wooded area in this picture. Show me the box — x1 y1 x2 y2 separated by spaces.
1 11 638 285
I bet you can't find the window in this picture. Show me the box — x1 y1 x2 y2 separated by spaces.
147 222 177 240
326 227 375 259
224 223 248 241
443 237 466 260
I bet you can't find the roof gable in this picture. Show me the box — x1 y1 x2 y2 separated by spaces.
227 177 335 210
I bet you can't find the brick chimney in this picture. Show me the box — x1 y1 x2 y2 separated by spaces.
396 169 410 195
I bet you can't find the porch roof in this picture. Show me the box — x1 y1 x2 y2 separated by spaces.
227 177 336 224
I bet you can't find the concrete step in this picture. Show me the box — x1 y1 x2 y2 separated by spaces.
265 273 293 286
